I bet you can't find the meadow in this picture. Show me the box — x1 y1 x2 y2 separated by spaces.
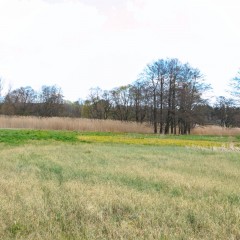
0 129 240 239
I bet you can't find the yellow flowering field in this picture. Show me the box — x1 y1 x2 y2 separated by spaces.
78 134 233 149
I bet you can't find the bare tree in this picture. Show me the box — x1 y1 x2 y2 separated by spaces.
164 59 181 134
39 85 64 116
85 87 112 119
214 96 235 127
140 63 160 133
139 58 210 134
130 80 149 123
3 86 36 115
110 85 132 121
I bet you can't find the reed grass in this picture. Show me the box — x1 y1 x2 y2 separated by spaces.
0 115 152 133
192 125 240 136
1 115 240 136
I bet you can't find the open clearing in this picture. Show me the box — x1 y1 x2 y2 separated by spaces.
0 129 240 239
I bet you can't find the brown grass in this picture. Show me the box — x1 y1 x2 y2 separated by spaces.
1 115 240 135
192 125 240 136
0 115 153 133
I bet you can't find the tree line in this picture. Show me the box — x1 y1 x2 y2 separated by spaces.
0 58 240 134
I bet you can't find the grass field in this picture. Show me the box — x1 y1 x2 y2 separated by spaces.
0 129 240 239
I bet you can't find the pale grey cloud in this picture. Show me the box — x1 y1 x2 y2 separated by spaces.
0 0 239 100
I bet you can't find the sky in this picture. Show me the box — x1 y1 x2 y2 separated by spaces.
0 0 239 101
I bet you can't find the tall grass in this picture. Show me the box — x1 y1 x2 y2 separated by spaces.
0 115 152 133
192 125 240 136
1 115 240 135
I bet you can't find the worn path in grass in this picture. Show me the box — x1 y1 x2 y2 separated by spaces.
0 129 240 239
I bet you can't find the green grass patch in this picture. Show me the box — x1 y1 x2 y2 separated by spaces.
0 129 79 145
1 129 240 148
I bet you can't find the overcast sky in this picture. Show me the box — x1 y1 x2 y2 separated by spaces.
0 0 239 101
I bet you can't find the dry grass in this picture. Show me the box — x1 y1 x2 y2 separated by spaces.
0 141 240 239
192 125 240 136
0 115 152 133
1 115 240 136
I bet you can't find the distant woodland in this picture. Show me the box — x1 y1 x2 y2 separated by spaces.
0 58 240 134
